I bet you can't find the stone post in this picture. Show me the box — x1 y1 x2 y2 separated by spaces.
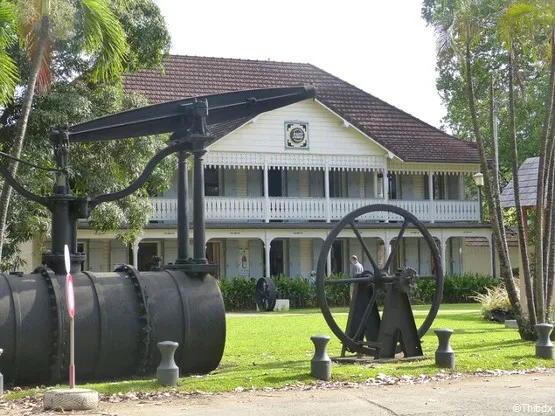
157 341 180 386
435 328 455 369
535 323 554 359
310 335 331 381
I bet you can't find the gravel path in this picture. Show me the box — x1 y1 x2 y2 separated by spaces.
3 368 554 415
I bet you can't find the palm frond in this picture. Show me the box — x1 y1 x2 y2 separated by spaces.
0 1 18 104
17 0 52 91
0 51 18 105
79 0 128 83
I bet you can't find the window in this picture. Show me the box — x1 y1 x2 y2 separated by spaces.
329 171 346 198
388 173 398 199
377 173 384 198
77 241 87 271
331 240 345 273
204 167 220 196
434 174 446 200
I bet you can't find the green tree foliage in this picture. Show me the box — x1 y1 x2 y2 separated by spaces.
423 0 555 335
0 0 172 270
423 0 548 177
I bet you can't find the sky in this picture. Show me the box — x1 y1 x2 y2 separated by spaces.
152 1 445 129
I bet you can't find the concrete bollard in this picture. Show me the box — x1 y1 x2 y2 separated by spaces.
435 328 455 369
310 335 331 381
157 341 180 386
535 323 554 359
0 348 3 395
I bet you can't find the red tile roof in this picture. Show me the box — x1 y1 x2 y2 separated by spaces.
124 55 479 163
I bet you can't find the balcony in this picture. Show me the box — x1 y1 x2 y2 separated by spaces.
150 197 480 223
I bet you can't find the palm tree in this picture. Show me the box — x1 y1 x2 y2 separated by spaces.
428 0 528 334
0 1 18 106
498 1 540 325
0 0 128 264
500 1 555 324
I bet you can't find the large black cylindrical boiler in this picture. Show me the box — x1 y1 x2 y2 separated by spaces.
0 266 226 385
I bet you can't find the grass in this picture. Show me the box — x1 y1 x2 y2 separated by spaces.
5 304 554 400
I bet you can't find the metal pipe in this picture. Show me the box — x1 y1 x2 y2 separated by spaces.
193 150 207 262
176 151 189 262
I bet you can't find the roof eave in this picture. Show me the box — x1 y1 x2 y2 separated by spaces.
314 99 403 162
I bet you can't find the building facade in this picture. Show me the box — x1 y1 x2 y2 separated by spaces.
25 56 514 278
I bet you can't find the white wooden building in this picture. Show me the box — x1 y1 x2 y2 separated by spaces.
25 56 512 278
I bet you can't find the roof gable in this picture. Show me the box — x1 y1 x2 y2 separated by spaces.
208 99 388 157
500 157 540 208
123 55 479 164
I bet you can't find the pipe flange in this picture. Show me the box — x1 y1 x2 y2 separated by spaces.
114 264 152 374
35 266 66 384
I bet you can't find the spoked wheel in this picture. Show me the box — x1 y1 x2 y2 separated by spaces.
255 277 277 311
316 204 444 358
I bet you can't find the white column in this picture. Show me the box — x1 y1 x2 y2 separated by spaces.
489 235 495 277
383 166 389 222
440 237 447 275
384 231 392 266
324 162 330 223
428 171 435 223
265 237 271 277
132 241 140 268
264 163 269 223
326 249 332 276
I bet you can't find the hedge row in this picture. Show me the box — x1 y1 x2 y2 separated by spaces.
219 272 501 311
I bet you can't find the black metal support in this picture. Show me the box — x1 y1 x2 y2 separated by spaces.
176 151 190 263
193 150 207 263
42 128 85 274
378 286 422 358
0 86 315 276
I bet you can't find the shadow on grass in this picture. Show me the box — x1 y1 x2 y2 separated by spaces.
453 339 531 353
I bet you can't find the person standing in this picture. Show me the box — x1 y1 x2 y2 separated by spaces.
350 255 364 300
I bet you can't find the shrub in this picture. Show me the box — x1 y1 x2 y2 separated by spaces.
472 284 515 322
443 273 499 303
273 274 315 308
410 273 500 305
323 273 351 307
219 277 256 311
218 272 499 311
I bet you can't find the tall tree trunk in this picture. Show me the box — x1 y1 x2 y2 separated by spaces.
508 49 536 325
546 144 555 313
542 33 555 319
0 16 49 266
464 44 526 335
534 29 555 322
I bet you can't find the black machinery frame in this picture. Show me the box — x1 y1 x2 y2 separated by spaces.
0 86 316 274
316 204 445 359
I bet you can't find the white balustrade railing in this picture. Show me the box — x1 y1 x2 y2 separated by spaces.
205 197 265 220
434 200 480 222
149 197 479 223
269 197 327 220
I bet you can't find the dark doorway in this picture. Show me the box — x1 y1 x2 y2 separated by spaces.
206 241 221 279
331 240 345 274
270 239 284 276
268 169 283 197
137 242 158 271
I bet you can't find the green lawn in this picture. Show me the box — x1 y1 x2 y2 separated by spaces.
6 305 554 399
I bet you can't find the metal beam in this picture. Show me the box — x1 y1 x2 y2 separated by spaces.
67 86 316 142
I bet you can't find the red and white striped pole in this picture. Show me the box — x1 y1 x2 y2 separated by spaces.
64 245 76 389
